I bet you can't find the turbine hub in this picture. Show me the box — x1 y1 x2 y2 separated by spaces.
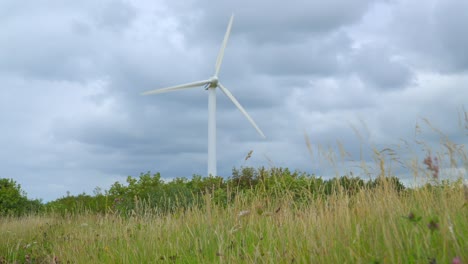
208 76 219 88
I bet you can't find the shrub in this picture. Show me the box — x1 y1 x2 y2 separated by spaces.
0 178 42 216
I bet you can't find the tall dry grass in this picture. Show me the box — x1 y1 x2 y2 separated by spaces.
1 180 466 263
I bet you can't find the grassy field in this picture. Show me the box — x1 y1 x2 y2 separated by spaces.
1 182 467 263
2 117 467 263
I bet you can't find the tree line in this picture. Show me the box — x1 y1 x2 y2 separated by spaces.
1 167 408 217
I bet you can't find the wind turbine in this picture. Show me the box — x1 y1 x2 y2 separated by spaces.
142 14 265 177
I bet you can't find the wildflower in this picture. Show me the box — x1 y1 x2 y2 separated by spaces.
404 212 421 223
452 257 461 264
428 219 439 232
423 154 439 180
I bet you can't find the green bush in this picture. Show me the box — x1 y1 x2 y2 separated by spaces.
0 178 42 216
45 193 110 215
367 176 406 192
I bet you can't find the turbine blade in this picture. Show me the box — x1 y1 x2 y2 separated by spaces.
142 80 211 95
215 14 234 76
218 83 266 138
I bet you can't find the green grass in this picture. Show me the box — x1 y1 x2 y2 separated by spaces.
1 183 466 263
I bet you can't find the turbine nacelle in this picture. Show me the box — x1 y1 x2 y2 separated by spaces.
208 76 219 88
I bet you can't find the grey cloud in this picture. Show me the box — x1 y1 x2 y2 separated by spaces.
0 17 99 81
433 0 468 72
288 76 377 113
349 44 414 90
93 0 137 32
0 0 136 81
249 31 352 77
179 0 382 44
51 103 207 153
45 111 208 180
390 0 468 73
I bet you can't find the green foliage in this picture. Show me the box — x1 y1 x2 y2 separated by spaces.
0 178 42 216
39 167 408 216
45 192 109 215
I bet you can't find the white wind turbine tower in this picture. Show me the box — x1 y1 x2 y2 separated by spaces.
142 14 265 177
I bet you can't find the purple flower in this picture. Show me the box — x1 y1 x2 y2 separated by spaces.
428 219 439 232
423 154 439 180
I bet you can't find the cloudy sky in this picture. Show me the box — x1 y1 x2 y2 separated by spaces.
1 0 467 201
